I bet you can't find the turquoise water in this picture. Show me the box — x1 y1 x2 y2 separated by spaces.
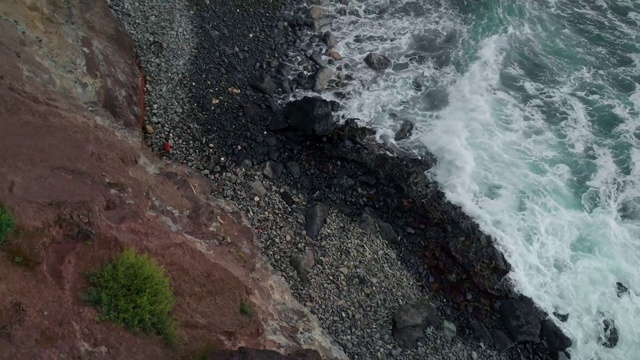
319 0 640 358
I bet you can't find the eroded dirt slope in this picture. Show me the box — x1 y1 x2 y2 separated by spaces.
0 1 344 359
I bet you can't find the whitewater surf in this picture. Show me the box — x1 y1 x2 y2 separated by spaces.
316 0 640 358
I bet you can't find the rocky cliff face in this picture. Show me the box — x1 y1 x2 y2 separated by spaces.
0 1 345 359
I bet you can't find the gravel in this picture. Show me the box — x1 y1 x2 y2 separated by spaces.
107 0 528 359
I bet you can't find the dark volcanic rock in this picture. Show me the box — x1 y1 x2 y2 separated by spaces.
540 319 572 352
392 302 442 349
602 316 619 348
497 297 542 343
250 74 277 95
616 281 629 297
305 203 330 238
261 161 283 180
469 319 493 346
394 120 414 141
313 67 333 92
364 52 391 71
322 31 338 49
553 311 569 322
492 329 515 352
284 97 335 136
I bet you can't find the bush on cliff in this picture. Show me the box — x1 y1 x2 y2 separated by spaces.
0 206 16 246
85 248 177 343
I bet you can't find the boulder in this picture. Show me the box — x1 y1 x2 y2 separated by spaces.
364 52 391 71
305 203 330 238
442 320 457 342
249 74 277 95
284 97 335 136
492 329 515 352
602 317 619 348
261 161 283 180
497 297 542 343
616 282 629 297
540 319 572 352
322 31 338 48
392 302 442 349
394 120 414 141
469 319 493 345
313 67 333 92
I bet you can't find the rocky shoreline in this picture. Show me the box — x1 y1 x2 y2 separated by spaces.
107 0 573 359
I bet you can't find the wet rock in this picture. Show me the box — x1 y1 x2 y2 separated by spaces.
392 302 442 349
540 319 572 352
322 31 338 49
421 87 449 111
276 62 292 78
497 297 542 343
392 62 410 72
309 6 323 20
305 203 330 238
553 311 569 322
313 67 333 92
616 281 629 297
326 50 342 61
492 329 515 352
261 161 283 180
394 120 414 141
284 97 335 136
602 317 618 348
552 351 570 360
250 74 277 95
364 52 391 71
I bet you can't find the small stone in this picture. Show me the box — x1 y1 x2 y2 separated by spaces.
442 320 456 342
309 6 323 20
261 161 283 180
144 124 154 134
305 203 330 238
250 181 267 197
339 267 348 275
471 351 478 360
286 162 301 178
326 50 342 61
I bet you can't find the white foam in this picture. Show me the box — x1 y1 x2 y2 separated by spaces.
314 0 640 358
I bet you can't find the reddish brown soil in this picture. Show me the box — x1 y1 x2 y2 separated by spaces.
0 1 342 359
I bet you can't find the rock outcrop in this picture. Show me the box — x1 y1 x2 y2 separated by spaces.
0 1 345 359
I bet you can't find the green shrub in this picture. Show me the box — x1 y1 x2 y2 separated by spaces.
239 302 253 317
85 249 177 343
0 206 16 245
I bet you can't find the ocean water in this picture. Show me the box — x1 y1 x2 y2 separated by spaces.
316 0 640 358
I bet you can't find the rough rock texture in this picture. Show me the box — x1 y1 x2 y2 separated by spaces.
284 97 335 136
0 1 345 359
364 52 392 71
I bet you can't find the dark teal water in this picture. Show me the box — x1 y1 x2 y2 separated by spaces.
320 0 640 357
